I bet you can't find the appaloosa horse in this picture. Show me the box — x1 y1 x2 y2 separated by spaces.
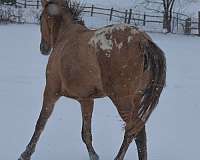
19 0 166 160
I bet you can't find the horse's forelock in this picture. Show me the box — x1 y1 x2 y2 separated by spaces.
47 3 61 16
41 0 65 6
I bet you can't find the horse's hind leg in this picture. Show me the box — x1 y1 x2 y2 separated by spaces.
135 127 147 160
18 86 60 160
79 99 99 160
110 96 145 160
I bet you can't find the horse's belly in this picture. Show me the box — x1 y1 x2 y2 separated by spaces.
61 77 105 99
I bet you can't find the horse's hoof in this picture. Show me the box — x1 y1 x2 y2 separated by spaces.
18 155 30 160
89 153 99 160
114 157 122 160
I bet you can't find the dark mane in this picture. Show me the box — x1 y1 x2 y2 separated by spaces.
65 0 85 25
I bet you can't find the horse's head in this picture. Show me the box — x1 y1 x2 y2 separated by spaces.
40 0 65 55
40 0 84 55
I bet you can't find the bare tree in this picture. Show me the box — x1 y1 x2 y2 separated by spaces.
162 0 176 32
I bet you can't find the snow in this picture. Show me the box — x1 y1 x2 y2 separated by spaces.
0 23 200 160
184 2 200 17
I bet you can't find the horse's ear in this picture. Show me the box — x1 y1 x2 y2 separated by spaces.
60 0 66 4
55 0 66 7
41 0 47 8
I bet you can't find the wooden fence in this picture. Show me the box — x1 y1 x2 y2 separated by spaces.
83 5 200 36
1 0 200 36
15 0 41 8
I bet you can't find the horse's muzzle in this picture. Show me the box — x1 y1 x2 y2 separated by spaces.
40 41 51 55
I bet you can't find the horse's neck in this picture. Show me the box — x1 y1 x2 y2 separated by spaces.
53 14 71 45
62 13 73 26
57 16 87 43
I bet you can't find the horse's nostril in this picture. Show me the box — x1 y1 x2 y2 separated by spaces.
40 42 51 55
40 42 44 50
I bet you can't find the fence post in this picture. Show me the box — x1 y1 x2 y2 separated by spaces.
198 11 200 36
172 14 175 33
143 13 146 26
128 9 132 24
91 5 94 16
37 0 39 9
184 18 191 35
109 8 113 21
176 13 179 32
124 10 128 23
24 0 27 8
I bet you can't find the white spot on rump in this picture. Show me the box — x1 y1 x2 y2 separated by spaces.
114 39 123 50
118 42 123 50
105 52 111 57
88 24 131 52
131 28 139 35
128 36 133 43
89 30 113 52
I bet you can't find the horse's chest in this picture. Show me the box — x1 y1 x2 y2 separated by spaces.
60 49 104 99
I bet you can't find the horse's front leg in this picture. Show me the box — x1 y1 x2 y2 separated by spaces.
18 87 60 160
79 99 99 160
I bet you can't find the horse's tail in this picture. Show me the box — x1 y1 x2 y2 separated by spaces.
137 40 166 123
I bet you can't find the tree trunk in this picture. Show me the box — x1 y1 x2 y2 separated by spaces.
163 0 175 33
163 12 168 30
163 11 171 32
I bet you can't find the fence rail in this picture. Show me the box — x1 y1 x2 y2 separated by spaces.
0 0 41 8
0 1 200 36
83 5 200 35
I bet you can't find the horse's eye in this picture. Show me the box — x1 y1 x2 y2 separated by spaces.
47 15 54 20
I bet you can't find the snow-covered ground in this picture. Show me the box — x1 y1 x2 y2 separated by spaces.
184 1 200 17
0 24 200 160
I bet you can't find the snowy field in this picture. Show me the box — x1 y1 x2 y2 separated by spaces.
0 24 200 160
